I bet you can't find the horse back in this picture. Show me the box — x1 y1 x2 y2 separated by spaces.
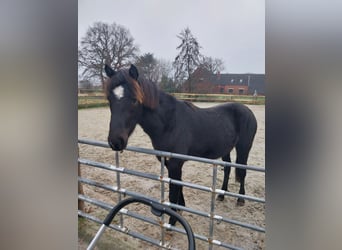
190 102 256 157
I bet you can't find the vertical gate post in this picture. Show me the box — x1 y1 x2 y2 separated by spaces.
115 151 124 228
208 164 218 250
160 156 166 245
78 146 85 211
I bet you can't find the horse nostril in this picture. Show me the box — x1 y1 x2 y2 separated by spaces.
114 137 124 150
108 136 125 151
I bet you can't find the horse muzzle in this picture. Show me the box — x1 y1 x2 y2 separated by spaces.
108 135 127 151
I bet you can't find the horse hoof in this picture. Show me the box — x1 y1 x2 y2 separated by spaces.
236 199 245 206
169 217 177 227
216 195 224 201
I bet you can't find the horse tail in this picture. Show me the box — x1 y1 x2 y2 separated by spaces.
233 104 257 183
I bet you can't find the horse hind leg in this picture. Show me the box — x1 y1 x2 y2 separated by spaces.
235 143 252 206
217 154 231 201
234 110 257 206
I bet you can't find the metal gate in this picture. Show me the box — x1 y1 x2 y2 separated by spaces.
78 138 265 250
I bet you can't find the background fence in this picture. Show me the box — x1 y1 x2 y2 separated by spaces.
77 92 265 109
171 93 265 105
78 138 265 250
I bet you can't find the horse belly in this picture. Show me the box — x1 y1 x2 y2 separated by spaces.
189 130 236 159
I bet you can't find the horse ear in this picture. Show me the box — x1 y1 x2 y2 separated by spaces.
129 64 139 80
104 64 115 77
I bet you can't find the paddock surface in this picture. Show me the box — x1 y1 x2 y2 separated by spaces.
78 103 265 250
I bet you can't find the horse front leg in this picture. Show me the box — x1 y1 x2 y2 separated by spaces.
166 159 185 226
217 154 231 201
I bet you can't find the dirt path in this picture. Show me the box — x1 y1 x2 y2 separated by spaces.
78 103 265 250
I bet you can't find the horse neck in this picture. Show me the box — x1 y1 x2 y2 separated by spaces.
138 91 177 140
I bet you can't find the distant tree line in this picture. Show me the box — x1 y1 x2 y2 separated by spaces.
78 22 224 93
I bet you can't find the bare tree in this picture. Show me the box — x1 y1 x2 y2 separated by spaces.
78 22 139 89
200 56 225 74
157 59 176 92
135 54 175 89
173 27 202 92
157 58 174 80
134 53 159 82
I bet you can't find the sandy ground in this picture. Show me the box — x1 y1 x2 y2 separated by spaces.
78 103 265 250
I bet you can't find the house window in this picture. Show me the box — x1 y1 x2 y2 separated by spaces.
238 88 244 95
230 79 234 83
220 87 224 93
239 79 243 83
228 88 234 94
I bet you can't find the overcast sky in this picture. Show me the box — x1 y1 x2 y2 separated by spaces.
79 0 264 74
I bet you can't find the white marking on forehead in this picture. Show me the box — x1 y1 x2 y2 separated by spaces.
113 85 124 99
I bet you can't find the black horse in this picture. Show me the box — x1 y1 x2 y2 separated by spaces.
104 64 257 225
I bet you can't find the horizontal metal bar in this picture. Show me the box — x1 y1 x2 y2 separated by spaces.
80 175 265 232
164 202 265 233
78 211 104 226
79 194 112 210
78 195 213 246
78 158 124 172
79 176 265 233
78 137 266 248
170 179 212 192
79 158 161 181
78 176 154 202
79 208 243 250
220 217 265 233
79 194 164 228
218 190 265 204
78 211 176 250
78 138 110 148
78 138 265 172
220 241 244 250
171 180 264 203
79 158 265 204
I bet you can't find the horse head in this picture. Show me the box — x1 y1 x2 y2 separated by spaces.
104 64 145 151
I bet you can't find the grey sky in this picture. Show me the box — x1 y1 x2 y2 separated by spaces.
79 0 264 73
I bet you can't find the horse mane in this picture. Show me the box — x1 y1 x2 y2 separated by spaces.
105 68 159 110
184 101 198 111
123 70 159 109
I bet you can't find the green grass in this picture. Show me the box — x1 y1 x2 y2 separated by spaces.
78 96 108 109
172 93 265 105
78 102 109 109
78 215 137 250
